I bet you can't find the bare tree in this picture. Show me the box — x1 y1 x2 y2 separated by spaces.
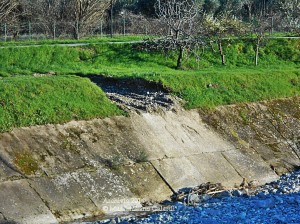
124 11 156 35
0 0 18 22
18 0 65 38
36 0 62 38
250 15 270 66
156 0 198 38
279 0 300 33
19 0 111 39
68 0 111 39
142 0 203 69
202 13 245 65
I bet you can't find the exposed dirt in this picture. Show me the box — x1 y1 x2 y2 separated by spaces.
88 75 180 113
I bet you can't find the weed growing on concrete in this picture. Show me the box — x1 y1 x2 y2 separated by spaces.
135 150 149 163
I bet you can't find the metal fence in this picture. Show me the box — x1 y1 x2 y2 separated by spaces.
0 16 295 42
0 17 153 41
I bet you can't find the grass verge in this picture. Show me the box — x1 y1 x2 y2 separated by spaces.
0 35 150 47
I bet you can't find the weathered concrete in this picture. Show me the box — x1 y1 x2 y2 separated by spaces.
132 112 234 160
28 176 99 222
0 160 20 182
0 212 6 223
188 153 243 188
222 150 279 185
0 97 299 223
200 97 300 175
151 157 206 191
0 180 57 224
116 163 173 202
70 168 141 211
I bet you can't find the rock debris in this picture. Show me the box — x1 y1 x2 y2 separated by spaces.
89 75 179 113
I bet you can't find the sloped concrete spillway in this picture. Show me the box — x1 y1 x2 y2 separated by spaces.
0 79 299 223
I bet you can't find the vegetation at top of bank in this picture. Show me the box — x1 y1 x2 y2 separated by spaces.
0 76 123 132
0 0 299 132
146 68 300 109
0 38 298 77
0 38 299 107
0 0 298 42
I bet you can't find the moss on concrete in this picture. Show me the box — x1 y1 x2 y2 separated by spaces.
13 152 39 175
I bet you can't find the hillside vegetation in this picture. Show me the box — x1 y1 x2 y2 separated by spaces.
0 38 299 131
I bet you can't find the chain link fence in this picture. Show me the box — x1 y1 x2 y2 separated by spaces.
0 15 158 41
0 15 295 42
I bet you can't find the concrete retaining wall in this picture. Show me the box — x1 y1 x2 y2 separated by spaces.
0 99 299 223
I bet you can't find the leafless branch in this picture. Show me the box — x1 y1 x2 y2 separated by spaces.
141 0 203 69
0 0 18 22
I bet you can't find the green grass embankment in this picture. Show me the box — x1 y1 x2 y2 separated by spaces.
0 37 299 131
0 76 123 132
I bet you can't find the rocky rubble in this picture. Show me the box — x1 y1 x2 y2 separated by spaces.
255 169 300 195
88 75 178 113
90 170 300 224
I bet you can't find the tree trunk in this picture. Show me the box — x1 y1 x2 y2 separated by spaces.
73 30 79 40
255 36 260 66
73 21 80 40
218 39 225 65
177 47 183 69
246 4 252 21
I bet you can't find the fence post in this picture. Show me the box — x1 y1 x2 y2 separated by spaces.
120 11 126 36
29 22 32 40
123 16 126 36
76 20 79 40
271 16 274 34
100 20 103 37
53 22 56 40
4 23 7 42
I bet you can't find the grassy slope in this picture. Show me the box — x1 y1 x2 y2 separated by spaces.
0 37 299 131
0 76 123 132
1 38 299 100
